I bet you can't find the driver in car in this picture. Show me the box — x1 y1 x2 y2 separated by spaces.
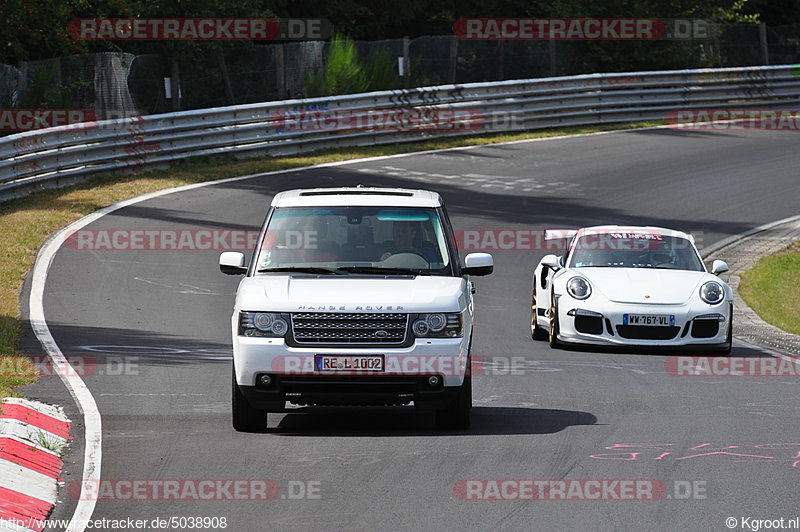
380 221 437 262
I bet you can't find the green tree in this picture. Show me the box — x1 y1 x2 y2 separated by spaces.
0 0 87 64
305 34 368 97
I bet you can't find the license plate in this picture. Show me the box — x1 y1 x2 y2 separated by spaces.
315 354 384 373
623 314 675 326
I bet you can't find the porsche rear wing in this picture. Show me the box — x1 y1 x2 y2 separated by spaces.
544 229 578 241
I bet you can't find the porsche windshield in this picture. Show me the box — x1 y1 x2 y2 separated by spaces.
568 232 704 271
255 206 453 275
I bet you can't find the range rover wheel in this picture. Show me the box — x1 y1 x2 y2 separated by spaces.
435 375 472 430
232 366 267 433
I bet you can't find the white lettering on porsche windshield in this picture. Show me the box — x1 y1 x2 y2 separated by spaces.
609 233 662 240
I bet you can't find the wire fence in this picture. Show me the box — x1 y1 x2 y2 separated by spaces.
0 23 798 126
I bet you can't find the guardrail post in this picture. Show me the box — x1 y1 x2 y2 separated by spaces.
759 23 769 65
276 44 286 99
170 61 181 111
497 41 505 80
218 51 235 105
403 37 410 88
448 36 458 84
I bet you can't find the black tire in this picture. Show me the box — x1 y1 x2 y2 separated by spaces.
436 375 472 430
549 291 561 348
232 366 268 433
531 284 549 341
713 311 733 355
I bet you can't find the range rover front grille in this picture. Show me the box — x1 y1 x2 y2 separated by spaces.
290 312 409 345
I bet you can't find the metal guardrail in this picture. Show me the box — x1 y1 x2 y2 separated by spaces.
2 65 800 202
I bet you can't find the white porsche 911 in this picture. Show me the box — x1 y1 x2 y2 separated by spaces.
531 226 732 353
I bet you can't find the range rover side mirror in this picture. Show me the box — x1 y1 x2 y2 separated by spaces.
220 252 247 275
463 253 493 276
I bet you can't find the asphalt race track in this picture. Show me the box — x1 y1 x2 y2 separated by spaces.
23 128 800 531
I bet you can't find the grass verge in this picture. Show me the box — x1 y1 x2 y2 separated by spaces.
739 239 800 336
0 121 659 400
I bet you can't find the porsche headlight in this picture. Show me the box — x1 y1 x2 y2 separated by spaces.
699 281 724 305
566 277 592 300
412 312 463 338
239 312 288 337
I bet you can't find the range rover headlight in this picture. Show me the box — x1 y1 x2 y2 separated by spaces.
270 318 288 336
240 312 288 337
699 281 724 305
426 313 447 332
412 319 430 337
566 276 592 300
253 312 273 331
412 312 463 338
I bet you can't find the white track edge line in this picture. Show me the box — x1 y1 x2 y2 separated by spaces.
29 232 100 532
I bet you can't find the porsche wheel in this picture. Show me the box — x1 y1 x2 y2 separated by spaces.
549 291 561 348
712 311 733 355
531 283 548 341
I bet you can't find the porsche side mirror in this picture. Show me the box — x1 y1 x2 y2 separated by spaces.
541 254 560 270
711 259 729 275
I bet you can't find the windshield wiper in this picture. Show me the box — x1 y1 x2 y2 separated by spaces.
257 266 342 275
336 266 427 276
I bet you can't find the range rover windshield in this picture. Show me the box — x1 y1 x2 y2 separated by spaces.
568 231 704 271
255 206 454 276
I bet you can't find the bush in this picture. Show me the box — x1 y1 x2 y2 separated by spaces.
305 35 401 97
305 34 368 97
364 47 400 92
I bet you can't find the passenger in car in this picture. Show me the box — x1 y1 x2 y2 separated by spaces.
283 217 339 263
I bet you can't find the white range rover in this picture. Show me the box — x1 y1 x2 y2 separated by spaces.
220 186 493 432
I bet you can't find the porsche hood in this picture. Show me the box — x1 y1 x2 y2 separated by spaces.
572 268 713 304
